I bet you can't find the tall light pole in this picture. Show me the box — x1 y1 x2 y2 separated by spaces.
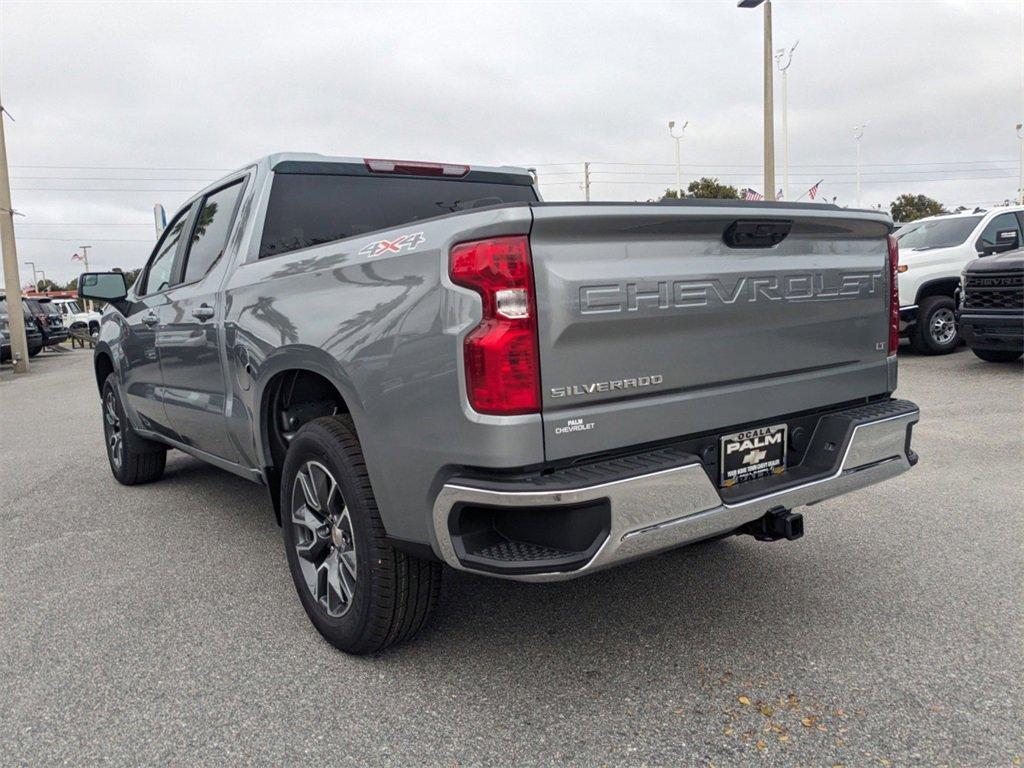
668 120 688 198
0 89 30 372
775 40 798 201
24 260 37 288
853 123 867 208
738 0 775 201
1016 123 1023 205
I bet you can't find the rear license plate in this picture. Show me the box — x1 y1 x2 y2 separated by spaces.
720 423 787 487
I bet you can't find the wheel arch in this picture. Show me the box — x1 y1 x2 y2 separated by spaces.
253 346 366 523
914 277 961 305
93 343 116 395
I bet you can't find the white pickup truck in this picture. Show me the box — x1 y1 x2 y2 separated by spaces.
896 206 1023 353
51 298 102 336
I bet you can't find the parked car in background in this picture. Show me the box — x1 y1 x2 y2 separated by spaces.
51 298 102 335
23 296 69 348
0 295 44 361
79 153 919 654
957 247 1024 363
895 206 1023 354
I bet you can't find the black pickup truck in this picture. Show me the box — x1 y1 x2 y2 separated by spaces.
957 248 1024 363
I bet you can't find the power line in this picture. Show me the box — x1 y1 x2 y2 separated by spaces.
10 176 216 182
17 236 154 242
10 164 233 171
531 158 1016 169
14 222 153 226
10 187 198 192
574 176 1016 186
589 168 1015 178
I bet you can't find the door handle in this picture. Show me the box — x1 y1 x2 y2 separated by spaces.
141 312 159 327
192 305 215 321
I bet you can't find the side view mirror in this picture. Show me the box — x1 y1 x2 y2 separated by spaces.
980 229 1020 256
78 272 128 310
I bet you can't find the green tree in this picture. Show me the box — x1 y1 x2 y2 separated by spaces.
890 194 947 223
111 267 142 289
686 177 739 199
35 278 59 292
660 178 740 201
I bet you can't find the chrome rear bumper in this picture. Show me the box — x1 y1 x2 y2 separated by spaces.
432 400 919 582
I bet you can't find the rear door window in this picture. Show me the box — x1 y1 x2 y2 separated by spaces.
180 180 245 284
259 174 537 258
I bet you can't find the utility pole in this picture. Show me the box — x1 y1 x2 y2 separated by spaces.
1017 124 1023 205
24 260 37 288
583 162 591 202
0 90 29 372
853 123 867 208
738 0 775 200
668 120 688 198
775 41 798 201
79 245 92 310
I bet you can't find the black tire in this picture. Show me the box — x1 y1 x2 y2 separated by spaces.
909 295 959 355
28 345 42 358
89 322 100 337
971 348 1022 363
281 415 442 654
100 373 167 485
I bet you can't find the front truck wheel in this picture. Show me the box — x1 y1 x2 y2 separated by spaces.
281 415 442 654
910 295 959 355
101 373 167 485
972 348 1023 363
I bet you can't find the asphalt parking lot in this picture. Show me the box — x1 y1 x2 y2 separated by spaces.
1 346 1021 767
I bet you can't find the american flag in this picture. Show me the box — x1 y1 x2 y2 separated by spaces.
743 188 764 202
807 180 823 200
776 189 784 201
71 252 85 262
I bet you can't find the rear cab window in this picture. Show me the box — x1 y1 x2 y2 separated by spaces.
258 168 537 259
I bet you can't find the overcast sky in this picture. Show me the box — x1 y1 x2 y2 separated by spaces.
1 0 1021 285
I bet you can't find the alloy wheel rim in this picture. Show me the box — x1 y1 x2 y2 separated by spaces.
104 391 123 469
290 460 357 618
930 308 956 345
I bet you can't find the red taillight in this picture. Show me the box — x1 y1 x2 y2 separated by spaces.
365 158 469 177
888 234 900 355
450 236 540 415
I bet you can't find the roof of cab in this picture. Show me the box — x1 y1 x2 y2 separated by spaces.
259 153 535 187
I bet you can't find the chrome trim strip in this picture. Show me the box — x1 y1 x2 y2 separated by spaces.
431 407 919 582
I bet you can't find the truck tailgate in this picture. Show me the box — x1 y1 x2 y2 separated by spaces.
529 203 894 461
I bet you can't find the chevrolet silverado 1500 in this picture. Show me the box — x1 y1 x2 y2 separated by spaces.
79 154 920 654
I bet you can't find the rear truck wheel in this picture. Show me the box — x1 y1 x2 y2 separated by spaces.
101 373 167 485
971 348 1023 363
28 345 42 358
910 295 959 355
281 415 442 654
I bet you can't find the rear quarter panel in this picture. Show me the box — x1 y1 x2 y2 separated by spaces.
221 204 543 546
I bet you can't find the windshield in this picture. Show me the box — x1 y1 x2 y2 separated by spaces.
62 300 82 313
896 216 982 250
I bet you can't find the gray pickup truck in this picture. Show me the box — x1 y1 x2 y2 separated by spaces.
79 154 920 654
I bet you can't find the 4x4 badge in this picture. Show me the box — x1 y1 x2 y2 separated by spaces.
358 232 426 258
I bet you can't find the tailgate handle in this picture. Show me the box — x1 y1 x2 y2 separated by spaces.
723 219 792 248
